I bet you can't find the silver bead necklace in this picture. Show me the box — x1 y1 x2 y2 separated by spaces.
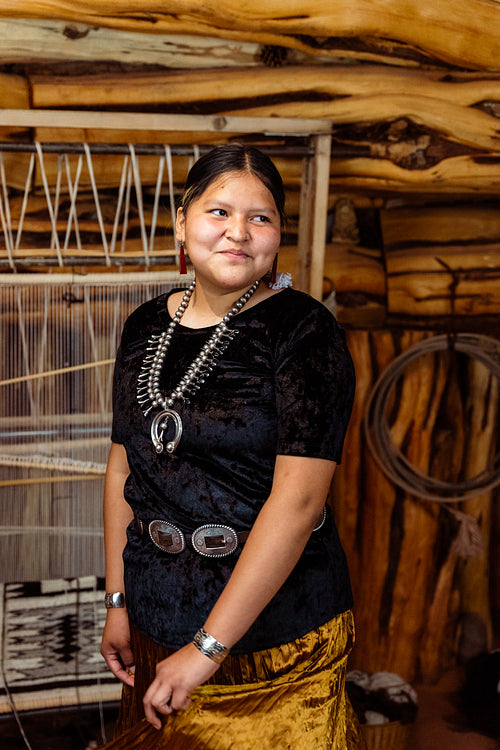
137 280 259 454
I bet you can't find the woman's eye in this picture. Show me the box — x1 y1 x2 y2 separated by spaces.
253 215 270 223
210 208 227 217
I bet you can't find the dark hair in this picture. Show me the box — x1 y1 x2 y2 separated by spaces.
180 144 286 225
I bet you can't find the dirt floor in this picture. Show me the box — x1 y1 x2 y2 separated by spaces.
407 666 499 750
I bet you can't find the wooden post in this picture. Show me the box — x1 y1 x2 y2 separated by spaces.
296 131 332 299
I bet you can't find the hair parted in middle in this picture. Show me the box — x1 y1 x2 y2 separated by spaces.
179 144 286 226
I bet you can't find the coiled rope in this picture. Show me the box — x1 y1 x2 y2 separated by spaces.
364 332 500 504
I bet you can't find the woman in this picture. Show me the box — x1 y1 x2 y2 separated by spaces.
100 145 363 749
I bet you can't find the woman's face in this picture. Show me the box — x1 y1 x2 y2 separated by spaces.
176 171 281 294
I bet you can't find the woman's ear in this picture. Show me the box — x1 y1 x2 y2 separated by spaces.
175 207 186 242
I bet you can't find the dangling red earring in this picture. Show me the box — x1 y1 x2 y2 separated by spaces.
270 253 278 285
179 241 187 275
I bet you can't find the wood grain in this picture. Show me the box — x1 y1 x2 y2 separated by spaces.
1 1 500 69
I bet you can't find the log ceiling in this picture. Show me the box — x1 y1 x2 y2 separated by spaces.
0 8 498 199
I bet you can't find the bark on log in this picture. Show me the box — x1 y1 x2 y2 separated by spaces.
1 1 500 70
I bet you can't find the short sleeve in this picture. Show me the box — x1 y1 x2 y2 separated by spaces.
274 305 355 462
110 309 140 445
110 341 126 445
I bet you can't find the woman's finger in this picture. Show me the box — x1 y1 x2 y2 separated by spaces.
144 685 170 729
104 651 135 687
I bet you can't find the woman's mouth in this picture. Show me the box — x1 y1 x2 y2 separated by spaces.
220 249 249 259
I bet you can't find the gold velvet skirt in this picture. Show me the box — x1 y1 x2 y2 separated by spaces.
102 610 366 749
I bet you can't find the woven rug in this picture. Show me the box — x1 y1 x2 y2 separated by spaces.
0 576 121 714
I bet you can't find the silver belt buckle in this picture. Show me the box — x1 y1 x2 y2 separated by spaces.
191 524 238 558
149 520 185 554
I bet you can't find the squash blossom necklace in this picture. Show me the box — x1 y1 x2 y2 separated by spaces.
137 280 259 455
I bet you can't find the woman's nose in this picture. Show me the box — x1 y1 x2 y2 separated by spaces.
226 215 248 241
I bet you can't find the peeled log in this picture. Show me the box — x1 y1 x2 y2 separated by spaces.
29 66 500 155
1 1 500 70
382 205 500 316
0 19 262 68
25 65 500 195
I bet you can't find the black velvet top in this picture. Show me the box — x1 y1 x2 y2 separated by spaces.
111 287 355 653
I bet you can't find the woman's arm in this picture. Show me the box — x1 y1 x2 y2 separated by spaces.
100 441 135 686
143 454 336 727
202 454 335 644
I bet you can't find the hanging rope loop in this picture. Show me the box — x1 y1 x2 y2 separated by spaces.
364 332 500 503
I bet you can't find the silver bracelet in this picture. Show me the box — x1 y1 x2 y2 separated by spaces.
192 627 230 664
104 592 125 609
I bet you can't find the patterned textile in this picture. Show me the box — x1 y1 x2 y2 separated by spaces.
0 576 121 714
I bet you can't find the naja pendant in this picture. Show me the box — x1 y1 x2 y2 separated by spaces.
150 409 183 454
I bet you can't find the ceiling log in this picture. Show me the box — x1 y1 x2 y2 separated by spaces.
1 1 500 70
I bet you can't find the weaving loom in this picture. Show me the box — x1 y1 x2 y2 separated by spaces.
0 111 332 718
0 275 182 583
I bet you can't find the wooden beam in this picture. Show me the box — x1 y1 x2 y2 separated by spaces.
28 66 500 126
0 1 500 70
0 19 262 68
21 65 500 193
0 108 331 136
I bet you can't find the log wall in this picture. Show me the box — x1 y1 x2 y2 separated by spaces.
333 330 499 682
382 205 500 317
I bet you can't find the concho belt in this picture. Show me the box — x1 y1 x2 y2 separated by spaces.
134 506 326 559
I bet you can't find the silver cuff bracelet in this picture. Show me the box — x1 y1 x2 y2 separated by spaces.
192 627 230 664
104 592 125 609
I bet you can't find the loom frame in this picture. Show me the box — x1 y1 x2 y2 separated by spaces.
0 109 332 300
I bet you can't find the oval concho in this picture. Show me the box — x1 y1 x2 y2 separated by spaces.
191 525 239 557
149 519 185 554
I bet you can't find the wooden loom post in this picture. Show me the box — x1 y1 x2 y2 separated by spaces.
296 131 332 299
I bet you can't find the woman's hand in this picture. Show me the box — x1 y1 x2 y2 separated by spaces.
101 608 135 687
143 643 220 730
